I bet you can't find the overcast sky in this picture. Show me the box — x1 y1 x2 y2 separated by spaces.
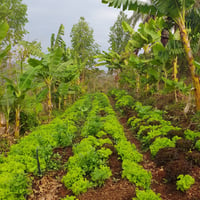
22 0 133 52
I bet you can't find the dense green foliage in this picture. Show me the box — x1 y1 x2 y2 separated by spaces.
0 0 28 43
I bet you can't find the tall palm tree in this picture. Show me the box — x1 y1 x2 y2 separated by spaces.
102 0 200 110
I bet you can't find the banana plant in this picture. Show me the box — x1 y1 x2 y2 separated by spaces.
0 21 11 64
15 40 44 73
2 66 41 138
122 18 166 92
0 20 11 129
102 0 200 110
0 87 14 134
95 50 123 72
28 48 79 119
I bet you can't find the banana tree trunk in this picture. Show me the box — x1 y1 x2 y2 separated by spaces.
136 73 140 94
146 74 149 92
58 96 62 110
173 57 178 102
47 83 52 120
5 118 9 135
178 20 200 110
0 113 3 128
68 94 71 104
14 105 20 138
64 95 67 108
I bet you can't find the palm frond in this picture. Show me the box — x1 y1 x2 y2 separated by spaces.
166 39 185 56
102 0 159 16
54 24 65 49
152 0 195 19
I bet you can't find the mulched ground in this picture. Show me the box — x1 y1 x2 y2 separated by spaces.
28 142 136 200
28 147 74 200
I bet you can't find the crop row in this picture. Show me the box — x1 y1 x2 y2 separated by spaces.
110 89 198 192
111 89 200 156
63 93 161 200
0 94 94 200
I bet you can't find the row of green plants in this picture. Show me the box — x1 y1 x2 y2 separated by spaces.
110 89 196 193
62 93 114 197
62 136 112 195
110 89 200 156
88 93 161 199
62 92 161 199
0 94 94 200
101 93 161 199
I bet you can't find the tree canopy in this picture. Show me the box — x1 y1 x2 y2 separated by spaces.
70 17 100 68
0 0 28 44
108 11 131 54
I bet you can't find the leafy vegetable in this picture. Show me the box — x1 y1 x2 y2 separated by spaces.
133 189 161 200
176 174 195 192
150 137 176 157
122 159 152 190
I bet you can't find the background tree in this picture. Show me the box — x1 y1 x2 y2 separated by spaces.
0 0 28 44
108 11 131 54
70 17 100 82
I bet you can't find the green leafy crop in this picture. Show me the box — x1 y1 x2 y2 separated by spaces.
115 140 143 163
122 159 152 190
150 137 176 157
91 165 112 186
62 135 112 195
61 195 78 200
184 129 200 141
133 189 161 200
115 95 134 110
195 140 200 151
176 174 195 192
